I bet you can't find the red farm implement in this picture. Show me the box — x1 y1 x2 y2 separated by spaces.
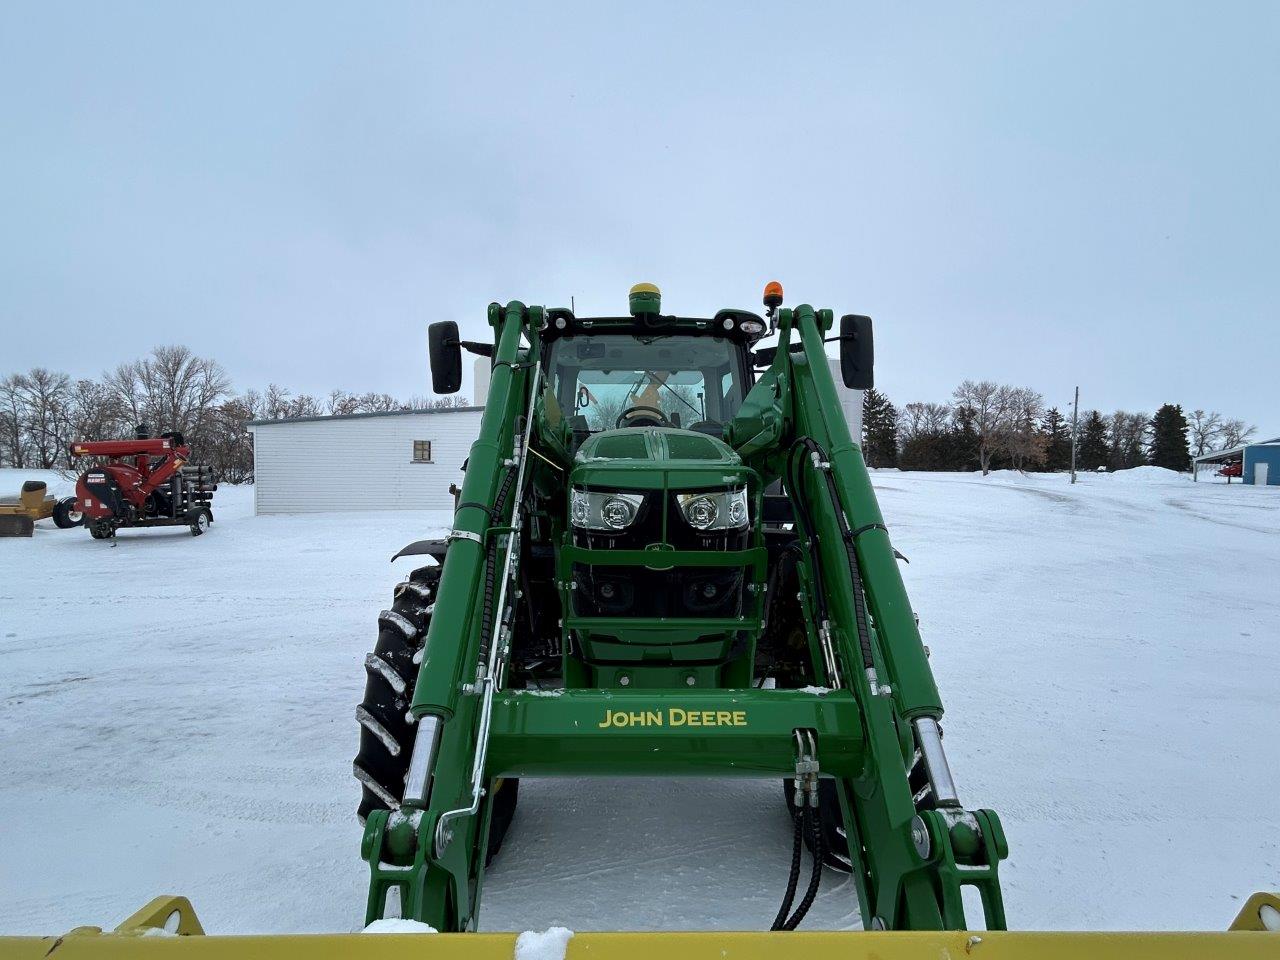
70 425 217 539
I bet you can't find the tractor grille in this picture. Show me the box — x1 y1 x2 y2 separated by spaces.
571 563 747 619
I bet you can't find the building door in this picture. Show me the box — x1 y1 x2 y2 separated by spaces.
1256 462 1270 486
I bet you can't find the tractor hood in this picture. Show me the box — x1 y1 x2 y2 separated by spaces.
572 427 749 491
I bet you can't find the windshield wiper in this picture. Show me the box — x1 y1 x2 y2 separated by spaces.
649 373 702 420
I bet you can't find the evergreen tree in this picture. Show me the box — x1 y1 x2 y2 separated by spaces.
1148 403 1192 471
861 387 899 468
944 405 979 471
1076 410 1110 471
1040 407 1071 472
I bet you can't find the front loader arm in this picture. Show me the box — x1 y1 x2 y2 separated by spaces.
363 301 540 931
739 304 1008 930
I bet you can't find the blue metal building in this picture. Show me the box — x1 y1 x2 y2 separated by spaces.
1193 437 1280 485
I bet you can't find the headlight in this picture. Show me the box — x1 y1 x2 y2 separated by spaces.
677 488 749 531
570 490 645 531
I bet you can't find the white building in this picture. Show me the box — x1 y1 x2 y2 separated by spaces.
248 407 483 514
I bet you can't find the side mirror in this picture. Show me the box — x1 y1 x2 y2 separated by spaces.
428 321 463 394
839 314 874 389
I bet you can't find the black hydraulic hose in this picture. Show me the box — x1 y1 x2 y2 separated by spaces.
782 806 824 930
788 437 876 674
770 809 805 931
475 465 518 664
785 443 829 625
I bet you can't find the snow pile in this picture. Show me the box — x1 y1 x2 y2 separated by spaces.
1107 465 1189 484
363 918 438 934
515 927 574 960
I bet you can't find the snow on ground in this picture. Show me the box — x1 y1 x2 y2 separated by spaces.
0 467 1276 935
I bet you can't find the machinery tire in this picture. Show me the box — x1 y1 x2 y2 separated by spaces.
354 566 438 822
485 777 519 866
89 521 114 540
783 778 853 872
189 508 212 536
354 561 521 864
52 498 84 529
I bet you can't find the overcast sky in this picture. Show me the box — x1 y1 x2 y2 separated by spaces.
2 3 1276 434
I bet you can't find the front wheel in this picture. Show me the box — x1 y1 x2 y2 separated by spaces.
354 559 520 864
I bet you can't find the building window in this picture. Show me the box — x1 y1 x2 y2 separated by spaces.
412 440 433 463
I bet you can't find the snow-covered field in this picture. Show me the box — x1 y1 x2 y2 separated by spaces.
1 466 1276 935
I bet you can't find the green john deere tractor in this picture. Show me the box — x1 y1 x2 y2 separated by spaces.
353 282 1007 933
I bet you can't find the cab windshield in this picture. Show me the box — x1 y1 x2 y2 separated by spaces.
548 333 746 434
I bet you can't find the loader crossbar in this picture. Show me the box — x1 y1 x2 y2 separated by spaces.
5 895 1278 959
485 688 864 777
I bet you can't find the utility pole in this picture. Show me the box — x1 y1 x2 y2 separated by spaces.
1069 385 1079 484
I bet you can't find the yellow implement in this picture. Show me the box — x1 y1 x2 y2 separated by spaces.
0 480 80 537
2 894 1276 960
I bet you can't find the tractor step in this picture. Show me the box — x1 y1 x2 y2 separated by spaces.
484 688 864 778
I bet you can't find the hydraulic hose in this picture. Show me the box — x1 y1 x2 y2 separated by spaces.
785 444 830 625
787 437 877 676
771 804 825 931
782 806 824 930
475 464 518 665
770 811 805 930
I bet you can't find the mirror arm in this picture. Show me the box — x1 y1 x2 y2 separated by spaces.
459 340 494 358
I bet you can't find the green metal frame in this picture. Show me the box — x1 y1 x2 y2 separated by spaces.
361 295 1008 933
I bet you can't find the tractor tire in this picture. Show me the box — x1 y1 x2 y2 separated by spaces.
783 778 853 872
52 498 84 529
353 561 519 865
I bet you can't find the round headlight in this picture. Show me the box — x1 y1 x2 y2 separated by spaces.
571 491 590 526
684 496 717 530
601 496 635 529
727 494 747 526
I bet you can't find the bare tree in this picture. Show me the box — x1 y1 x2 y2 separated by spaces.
0 375 28 468
952 380 1013 475
1186 409 1223 457
354 392 404 413
15 368 72 469
103 345 230 444
997 387 1046 472
62 379 127 467
898 401 953 442
1190 411 1218 453
1107 411 1148 469
327 389 361 416
1219 418 1257 449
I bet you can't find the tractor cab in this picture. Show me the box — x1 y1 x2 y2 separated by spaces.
539 284 766 452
